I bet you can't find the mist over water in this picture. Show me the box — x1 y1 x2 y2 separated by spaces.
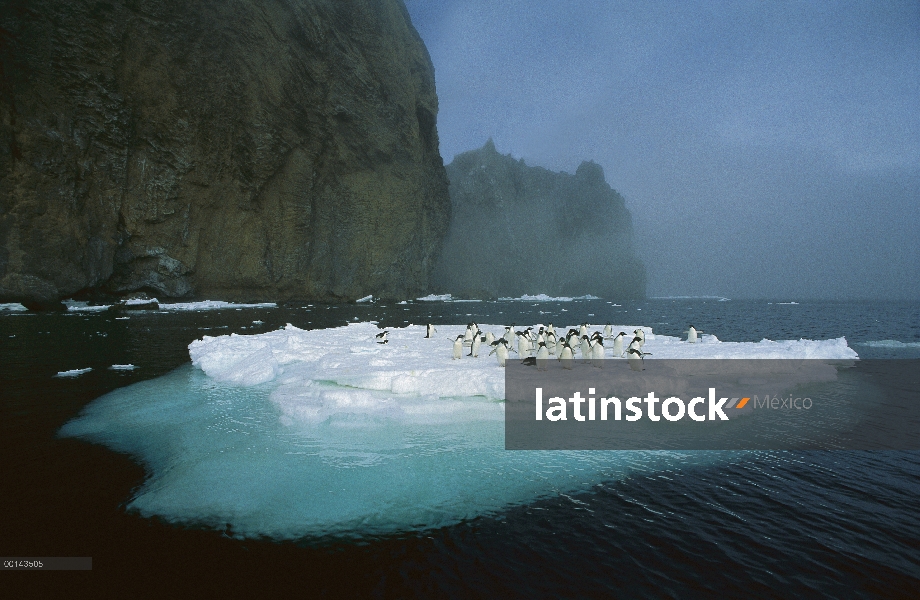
405 0 920 300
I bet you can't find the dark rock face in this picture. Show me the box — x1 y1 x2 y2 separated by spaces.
432 140 645 300
0 0 449 305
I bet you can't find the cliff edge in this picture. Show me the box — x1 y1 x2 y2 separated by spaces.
0 0 449 307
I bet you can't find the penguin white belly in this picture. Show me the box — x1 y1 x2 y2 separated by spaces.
496 344 508 367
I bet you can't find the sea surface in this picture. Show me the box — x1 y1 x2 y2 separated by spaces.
3 298 919 597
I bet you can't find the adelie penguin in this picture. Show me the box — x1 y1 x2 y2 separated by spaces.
489 338 513 367
590 336 605 368
612 332 628 358
469 332 482 358
375 331 388 344
558 344 575 370
452 335 464 359
517 332 533 358
535 341 549 371
686 325 703 343
633 328 646 348
580 335 592 363
603 323 613 339
463 323 475 346
626 347 651 371
425 324 437 338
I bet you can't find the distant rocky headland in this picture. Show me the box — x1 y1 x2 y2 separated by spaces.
431 140 646 300
0 0 449 309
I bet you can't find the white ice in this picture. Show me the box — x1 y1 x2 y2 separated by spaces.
64 300 112 312
859 340 920 349
158 300 277 311
0 303 28 311
109 364 138 370
498 294 601 301
60 322 858 540
56 368 92 377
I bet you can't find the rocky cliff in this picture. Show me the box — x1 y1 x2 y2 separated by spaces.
431 140 645 299
0 0 449 307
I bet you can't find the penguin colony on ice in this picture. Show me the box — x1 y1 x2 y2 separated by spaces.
389 322 705 371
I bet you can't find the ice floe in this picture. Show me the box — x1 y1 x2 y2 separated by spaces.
60 321 858 540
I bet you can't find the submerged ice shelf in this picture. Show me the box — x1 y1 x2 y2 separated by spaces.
60 322 858 540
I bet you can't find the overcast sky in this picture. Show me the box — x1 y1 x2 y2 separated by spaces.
404 0 919 300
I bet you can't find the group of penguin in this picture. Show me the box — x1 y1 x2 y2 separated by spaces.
374 323 705 371
428 322 656 371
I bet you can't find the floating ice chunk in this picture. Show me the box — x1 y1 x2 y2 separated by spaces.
109 364 137 370
355 295 373 303
0 303 28 311
859 340 920 349
63 300 111 312
59 321 859 540
56 368 92 377
417 294 452 301
159 300 277 311
652 296 731 301
498 294 601 302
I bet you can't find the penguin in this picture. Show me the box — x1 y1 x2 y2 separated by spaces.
375 331 389 344
546 323 555 336
686 325 703 343
591 336 605 368
485 331 496 346
535 341 549 371
521 356 537 366
463 323 475 346
579 323 589 337
627 336 643 355
559 344 575 370
633 328 646 347
517 332 533 358
503 325 515 346
612 332 628 357
626 347 649 371
452 335 464 359
566 331 580 351
489 338 512 367
469 333 482 357
580 335 592 362
546 332 557 355
603 323 613 339
425 324 436 338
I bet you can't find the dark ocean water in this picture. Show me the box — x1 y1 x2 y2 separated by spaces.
2 298 919 597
